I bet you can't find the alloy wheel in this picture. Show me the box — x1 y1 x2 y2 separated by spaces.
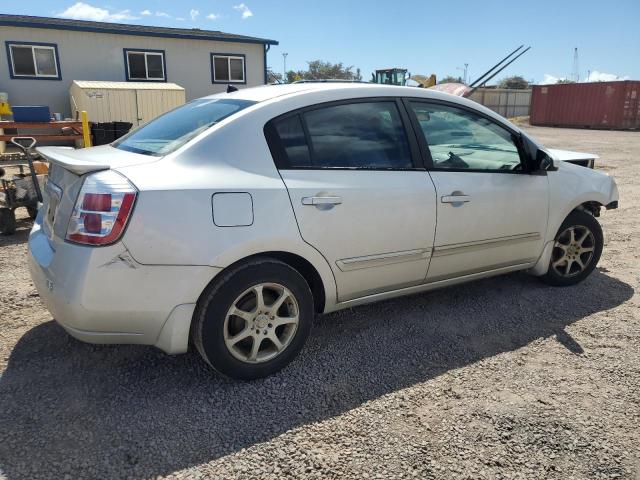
223 283 300 363
551 225 595 278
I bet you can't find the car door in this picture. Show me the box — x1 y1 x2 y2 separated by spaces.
405 100 549 281
265 99 437 302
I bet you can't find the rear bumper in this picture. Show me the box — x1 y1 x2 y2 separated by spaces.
28 216 220 354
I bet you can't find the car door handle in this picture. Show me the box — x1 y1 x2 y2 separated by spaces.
441 194 471 203
301 196 342 206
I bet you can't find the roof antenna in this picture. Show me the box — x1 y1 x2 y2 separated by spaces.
227 84 239 93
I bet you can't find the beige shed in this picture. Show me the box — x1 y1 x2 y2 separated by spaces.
69 80 186 126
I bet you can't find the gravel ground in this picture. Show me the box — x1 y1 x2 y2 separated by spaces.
0 126 638 480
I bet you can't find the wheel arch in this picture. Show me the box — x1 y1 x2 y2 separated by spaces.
250 251 327 314
547 190 609 243
574 200 604 217
197 250 332 314
531 200 605 277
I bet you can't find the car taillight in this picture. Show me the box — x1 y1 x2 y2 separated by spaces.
66 170 137 246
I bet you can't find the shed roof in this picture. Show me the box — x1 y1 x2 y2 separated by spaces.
0 14 278 46
72 80 185 90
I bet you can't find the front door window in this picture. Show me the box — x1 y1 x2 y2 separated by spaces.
409 102 522 171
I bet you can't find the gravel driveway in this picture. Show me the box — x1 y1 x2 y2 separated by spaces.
0 126 638 480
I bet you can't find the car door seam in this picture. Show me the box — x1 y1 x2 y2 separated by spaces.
273 166 340 302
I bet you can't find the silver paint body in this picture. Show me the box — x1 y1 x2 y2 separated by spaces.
28 84 619 354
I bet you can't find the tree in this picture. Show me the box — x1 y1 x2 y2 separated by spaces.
498 75 530 89
285 60 362 82
555 78 575 84
438 75 461 84
267 68 283 84
285 70 302 83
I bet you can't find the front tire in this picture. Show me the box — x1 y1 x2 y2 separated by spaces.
192 258 314 380
541 210 603 286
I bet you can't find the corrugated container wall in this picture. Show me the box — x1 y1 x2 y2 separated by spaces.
70 81 186 126
468 88 531 118
530 81 640 130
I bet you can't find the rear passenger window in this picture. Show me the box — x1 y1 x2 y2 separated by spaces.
267 101 413 169
273 115 311 166
304 102 412 168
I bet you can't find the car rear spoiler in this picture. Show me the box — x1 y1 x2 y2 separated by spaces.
36 147 110 176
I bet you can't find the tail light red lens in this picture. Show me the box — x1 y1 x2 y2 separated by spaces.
82 193 112 212
82 212 103 234
66 170 137 246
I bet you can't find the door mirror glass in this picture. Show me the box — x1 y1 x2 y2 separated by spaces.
415 110 430 122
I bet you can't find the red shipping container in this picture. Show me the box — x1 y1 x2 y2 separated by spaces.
530 81 640 130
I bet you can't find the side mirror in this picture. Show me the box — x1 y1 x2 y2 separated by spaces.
518 133 559 172
539 155 555 171
538 150 559 171
415 111 430 122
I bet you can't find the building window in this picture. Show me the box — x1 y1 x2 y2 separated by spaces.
6 42 61 80
211 54 245 84
124 49 166 81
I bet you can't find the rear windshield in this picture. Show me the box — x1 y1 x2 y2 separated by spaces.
113 98 256 156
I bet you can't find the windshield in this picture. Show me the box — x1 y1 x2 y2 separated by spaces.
113 98 256 156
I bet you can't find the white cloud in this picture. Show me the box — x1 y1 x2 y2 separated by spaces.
540 74 565 85
207 13 221 20
190 9 200 20
140 9 151 16
175 17 186 21
540 71 630 85
586 70 629 82
233 3 253 19
56 2 136 21
155 11 171 18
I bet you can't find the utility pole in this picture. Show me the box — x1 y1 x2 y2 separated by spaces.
572 47 580 82
457 63 469 84
282 52 288 81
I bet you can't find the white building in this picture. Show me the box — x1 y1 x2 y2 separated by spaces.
0 14 278 117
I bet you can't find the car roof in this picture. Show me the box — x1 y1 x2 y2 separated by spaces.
204 82 450 103
202 83 521 133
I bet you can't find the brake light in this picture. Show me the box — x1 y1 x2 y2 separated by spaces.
82 193 112 212
66 170 137 246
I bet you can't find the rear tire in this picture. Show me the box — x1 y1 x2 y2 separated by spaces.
541 210 603 286
192 258 314 380
0 209 16 235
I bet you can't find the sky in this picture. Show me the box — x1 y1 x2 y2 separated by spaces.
4 0 639 85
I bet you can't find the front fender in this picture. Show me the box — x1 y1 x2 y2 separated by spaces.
530 162 618 277
546 162 618 244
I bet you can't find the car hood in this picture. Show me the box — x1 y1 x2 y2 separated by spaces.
547 148 599 163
